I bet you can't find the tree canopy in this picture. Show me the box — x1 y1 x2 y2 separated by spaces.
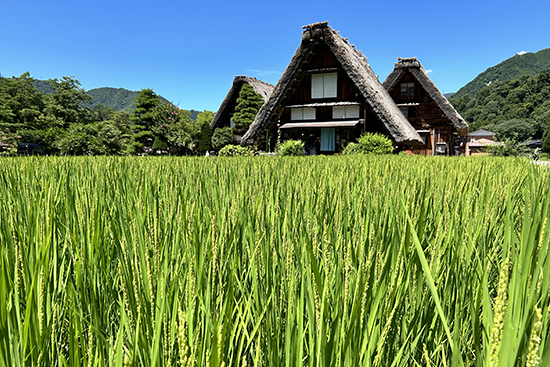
0 72 214 156
450 67 550 142
231 84 264 133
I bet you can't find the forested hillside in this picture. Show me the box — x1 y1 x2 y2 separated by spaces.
453 48 550 98
450 68 550 142
31 80 202 119
86 87 144 113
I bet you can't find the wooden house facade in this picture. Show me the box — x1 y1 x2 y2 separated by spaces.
241 22 423 152
210 76 274 132
383 58 468 155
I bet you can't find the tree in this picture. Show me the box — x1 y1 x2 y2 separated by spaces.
492 119 535 141
0 72 44 130
232 84 264 133
0 72 45 154
43 76 93 128
212 127 237 151
196 110 214 153
92 103 116 121
484 134 530 157
127 89 160 154
163 107 196 154
151 101 181 152
130 88 159 129
543 129 550 153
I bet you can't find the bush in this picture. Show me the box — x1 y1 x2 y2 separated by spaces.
278 139 304 156
211 127 237 151
342 142 362 155
484 135 530 157
342 133 394 155
152 137 168 150
218 144 253 156
543 130 550 153
357 132 394 154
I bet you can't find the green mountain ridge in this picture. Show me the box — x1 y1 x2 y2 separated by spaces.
450 66 550 142
453 48 550 99
86 87 145 113
31 80 201 119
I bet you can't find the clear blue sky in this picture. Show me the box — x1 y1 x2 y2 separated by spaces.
1 0 548 112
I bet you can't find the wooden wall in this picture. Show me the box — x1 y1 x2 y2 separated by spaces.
387 71 458 155
284 44 363 107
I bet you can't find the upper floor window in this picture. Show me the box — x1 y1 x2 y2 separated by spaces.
312 73 337 99
333 105 360 119
400 82 414 98
291 107 316 121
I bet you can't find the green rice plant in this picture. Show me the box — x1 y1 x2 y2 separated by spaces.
0 155 548 366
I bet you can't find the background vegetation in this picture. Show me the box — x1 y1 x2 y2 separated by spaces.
450 67 550 148
0 155 548 366
452 48 550 99
0 73 212 156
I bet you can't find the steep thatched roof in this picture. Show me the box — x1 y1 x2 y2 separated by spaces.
210 76 275 130
383 57 469 136
241 21 423 145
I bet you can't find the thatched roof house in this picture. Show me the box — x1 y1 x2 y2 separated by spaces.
210 76 274 130
241 21 423 149
383 57 468 155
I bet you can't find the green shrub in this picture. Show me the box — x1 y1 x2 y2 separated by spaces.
152 137 168 150
484 135 530 157
212 127 237 151
218 144 253 156
357 132 394 154
342 142 362 155
278 139 304 156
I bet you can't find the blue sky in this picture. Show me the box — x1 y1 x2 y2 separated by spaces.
1 0 549 112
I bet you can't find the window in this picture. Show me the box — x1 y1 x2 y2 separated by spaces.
333 105 360 119
400 82 414 98
291 107 316 121
399 106 409 119
312 72 337 99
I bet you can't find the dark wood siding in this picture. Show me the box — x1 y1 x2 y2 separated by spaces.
285 44 363 106
387 71 458 155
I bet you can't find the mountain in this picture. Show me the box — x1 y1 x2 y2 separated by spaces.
453 48 550 99
31 81 203 119
450 66 550 140
32 80 55 94
32 81 143 113
86 87 144 113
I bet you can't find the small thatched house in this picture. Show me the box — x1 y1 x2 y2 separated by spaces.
241 21 423 152
383 57 468 155
210 76 274 131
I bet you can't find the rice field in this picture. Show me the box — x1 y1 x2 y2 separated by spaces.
0 155 548 366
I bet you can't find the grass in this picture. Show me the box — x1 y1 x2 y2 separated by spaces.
0 155 548 366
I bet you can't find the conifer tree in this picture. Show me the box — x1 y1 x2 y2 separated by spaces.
127 88 159 154
232 84 264 133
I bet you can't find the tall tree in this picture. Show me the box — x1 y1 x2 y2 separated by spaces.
196 110 214 153
127 89 159 154
0 72 44 129
232 84 264 133
44 76 93 128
